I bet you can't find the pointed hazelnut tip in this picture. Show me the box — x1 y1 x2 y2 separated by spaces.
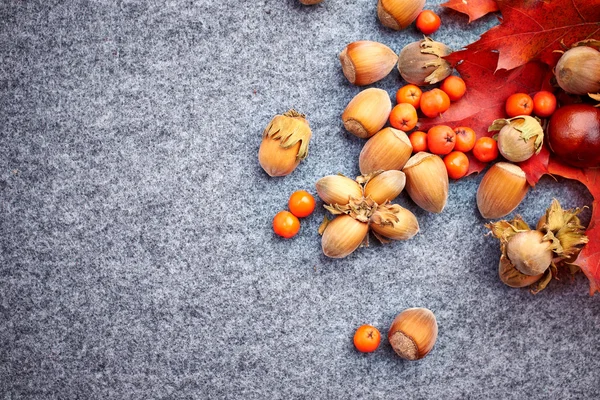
342 88 392 139
321 215 369 258
477 162 529 219
359 128 412 174
403 153 448 213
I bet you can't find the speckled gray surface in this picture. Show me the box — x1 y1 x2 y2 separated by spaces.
1 0 599 399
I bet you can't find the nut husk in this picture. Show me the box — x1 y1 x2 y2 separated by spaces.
321 214 369 258
359 127 413 174
397 38 452 86
555 46 600 95
377 0 425 30
258 110 312 177
486 200 588 293
342 88 392 139
369 203 419 241
490 116 544 163
477 162 529 219
316 175 363 206
537 198 589 260
340 41 398 86
498 254 544 288
388 308 438 361
402 152 448 213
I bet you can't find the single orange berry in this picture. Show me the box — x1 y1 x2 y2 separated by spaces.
420 89 451 118
472 137 499 163
389 103 418 131
440 76 467 102
416 10 441 35
453 126 476 152
427 125 456 155
409 131 428 153
288 190 316 218
272 211 300 239
444 151 469 180
532 91 557 118
353 324 381 353
505 93 533 117
396 84 422 109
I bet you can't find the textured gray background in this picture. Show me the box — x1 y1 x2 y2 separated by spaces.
1 0 599 399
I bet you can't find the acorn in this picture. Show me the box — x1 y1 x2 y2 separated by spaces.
342 88 392 139
339 41 398 86
299 0 323 4
402 152 448 213
258 110 312 177
477 162 529 219
388 308 438 360
377 0 425 31
359 127 413 174
397 38 452 86
555 46 600 95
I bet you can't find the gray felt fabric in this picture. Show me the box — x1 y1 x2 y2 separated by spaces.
1 0 599 399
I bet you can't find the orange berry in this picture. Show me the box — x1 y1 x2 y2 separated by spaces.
389 103 418 131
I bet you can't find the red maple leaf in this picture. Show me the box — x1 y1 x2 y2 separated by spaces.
547 162 600 295
418 51 551 175
464 0 600 71
441 0 499 23
519 144 550 186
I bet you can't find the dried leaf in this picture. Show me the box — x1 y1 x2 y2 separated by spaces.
539 199 588 259
485 216 530 244
530 268 553 295
318 216 331 235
